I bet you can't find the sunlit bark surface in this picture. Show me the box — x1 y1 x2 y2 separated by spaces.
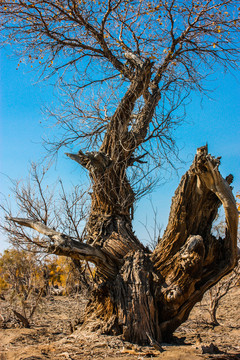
10 146 238 344
2 0 239 346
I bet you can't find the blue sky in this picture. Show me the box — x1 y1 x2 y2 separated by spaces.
0 48 240 252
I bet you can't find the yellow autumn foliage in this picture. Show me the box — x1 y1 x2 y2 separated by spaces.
236 193 240 213
0 250 83 295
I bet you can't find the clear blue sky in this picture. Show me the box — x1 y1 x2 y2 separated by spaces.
0 48 240 252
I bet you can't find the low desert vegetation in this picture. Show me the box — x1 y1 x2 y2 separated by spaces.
0 248 90 328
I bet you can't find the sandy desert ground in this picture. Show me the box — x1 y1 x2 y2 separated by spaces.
0 286 239 360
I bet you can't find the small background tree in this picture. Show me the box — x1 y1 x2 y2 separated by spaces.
0 248 45 328
205 194 240 326
45 255 91 295
0 248 91 328
206 262 240 326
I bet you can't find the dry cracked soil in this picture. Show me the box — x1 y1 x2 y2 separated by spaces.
0 287 239 360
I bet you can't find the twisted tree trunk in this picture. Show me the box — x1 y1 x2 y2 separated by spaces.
9 146 238 344
3 0 240 348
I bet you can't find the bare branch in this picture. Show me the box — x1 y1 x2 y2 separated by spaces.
6 217 117 279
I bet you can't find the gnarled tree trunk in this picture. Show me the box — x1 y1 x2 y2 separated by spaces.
3 0 240 348
9 146 238 344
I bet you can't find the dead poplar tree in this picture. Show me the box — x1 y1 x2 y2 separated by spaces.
1 0 239 344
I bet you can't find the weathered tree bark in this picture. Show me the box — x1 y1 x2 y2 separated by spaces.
3 0 240 349
66 57 156 264
9 146 238 344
